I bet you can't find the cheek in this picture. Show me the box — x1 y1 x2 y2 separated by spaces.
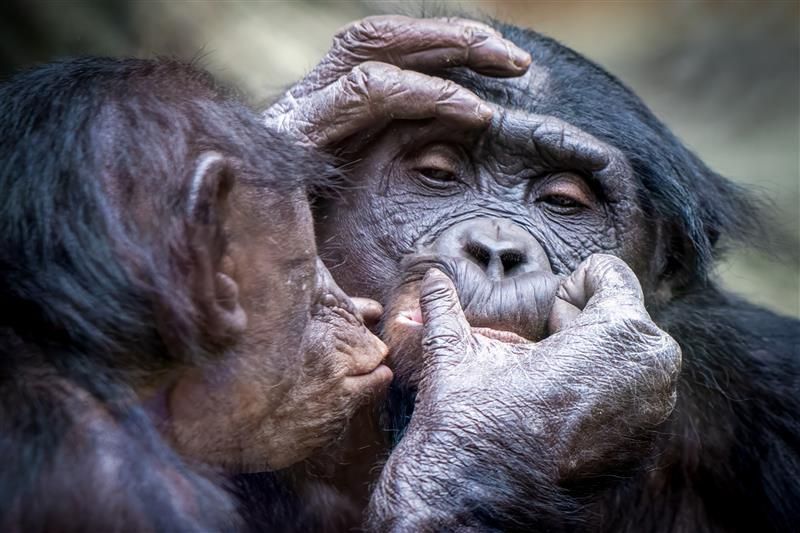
316 194 418 300
613 208 660 292
537 204 656 288
239 202 317 373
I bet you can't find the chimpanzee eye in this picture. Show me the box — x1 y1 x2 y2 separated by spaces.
539 194 583 209
534 172 596 214
408 143 464 190
417 167 456 182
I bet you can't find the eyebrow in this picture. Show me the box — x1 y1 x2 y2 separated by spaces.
488 109 633 196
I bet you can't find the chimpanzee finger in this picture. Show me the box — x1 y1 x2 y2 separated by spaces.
556 254 647 319
419 269 473 366
337 16 531 76
282 61 493 147
547 297 582 334
343 364 394 398
350 297 383 328
304 16 530 91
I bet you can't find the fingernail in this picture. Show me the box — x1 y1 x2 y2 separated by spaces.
477 102 493 121
424 268 448 283
511 48 532 69
472 31 493 44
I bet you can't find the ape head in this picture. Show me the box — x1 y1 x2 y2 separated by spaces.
0 56 390 526
314 23 762 388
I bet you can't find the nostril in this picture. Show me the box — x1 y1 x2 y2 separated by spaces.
464 241 492 268
500 250 526 273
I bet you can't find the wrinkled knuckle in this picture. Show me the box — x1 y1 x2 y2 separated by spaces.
337 17 384 45
422 332 461 355
589 253 624 267
344 64 375 98
586 253 639 288
655 334 683 378
419 280 453 306
610 313 653 337
438 79 461 100
460 24 476 46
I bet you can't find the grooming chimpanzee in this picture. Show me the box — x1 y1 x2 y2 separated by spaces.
0 57 396 531
270 15 800 532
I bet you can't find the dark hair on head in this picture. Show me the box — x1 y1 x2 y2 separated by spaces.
0 57 326 394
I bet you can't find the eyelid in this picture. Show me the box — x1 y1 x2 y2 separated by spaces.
411 144 462 172
537 173 596 206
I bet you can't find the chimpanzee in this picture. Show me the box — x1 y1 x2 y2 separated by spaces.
0 57 398 531
267 15 800 532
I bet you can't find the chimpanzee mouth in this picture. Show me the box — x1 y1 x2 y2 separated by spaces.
394 300 531 344
390 252 559 342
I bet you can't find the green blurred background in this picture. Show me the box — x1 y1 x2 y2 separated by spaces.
2 0 797 318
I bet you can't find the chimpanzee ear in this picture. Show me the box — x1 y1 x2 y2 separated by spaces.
187 151 247 345
656 220 697 295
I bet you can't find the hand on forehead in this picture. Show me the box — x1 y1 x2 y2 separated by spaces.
264 15 533 149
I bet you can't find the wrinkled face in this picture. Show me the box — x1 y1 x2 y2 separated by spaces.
316 103 660 386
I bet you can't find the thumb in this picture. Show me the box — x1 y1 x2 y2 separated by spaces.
555 254 647 327
419 269 472 363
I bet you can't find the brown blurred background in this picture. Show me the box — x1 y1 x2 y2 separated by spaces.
1 0 797 318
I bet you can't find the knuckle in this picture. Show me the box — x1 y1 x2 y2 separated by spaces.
336 16 404 50
337 18 381 43
343 65 375 100
606 311 652 335
345 62 394 94
438 78 461 99
422 332 462 354
655 333 683 377
585 253 630 282
419 282 453 306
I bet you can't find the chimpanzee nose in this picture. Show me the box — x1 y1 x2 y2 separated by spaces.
430 218 551 280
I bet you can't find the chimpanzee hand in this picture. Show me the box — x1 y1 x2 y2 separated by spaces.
369 254 681 531
263 15 531 148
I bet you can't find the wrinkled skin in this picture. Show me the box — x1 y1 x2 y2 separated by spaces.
380 254 562 387
260 14 685 531
369 256 680 530
264 14 800 533
264 15 530 149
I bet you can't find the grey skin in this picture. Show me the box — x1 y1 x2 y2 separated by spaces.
265 15 682 530
368 256 681 531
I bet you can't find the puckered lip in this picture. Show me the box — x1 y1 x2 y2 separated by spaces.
349 362 393 379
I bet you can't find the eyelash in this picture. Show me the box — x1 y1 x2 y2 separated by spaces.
417 167 456 183
538 194 584 210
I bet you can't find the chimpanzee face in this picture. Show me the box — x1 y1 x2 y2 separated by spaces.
316 99 661 386
165 152 389 473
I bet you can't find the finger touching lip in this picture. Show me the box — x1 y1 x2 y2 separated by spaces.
344 364 394 395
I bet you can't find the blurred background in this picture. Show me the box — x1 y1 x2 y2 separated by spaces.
1 0 797 318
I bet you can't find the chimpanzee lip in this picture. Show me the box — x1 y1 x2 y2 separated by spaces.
394 306 531 344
